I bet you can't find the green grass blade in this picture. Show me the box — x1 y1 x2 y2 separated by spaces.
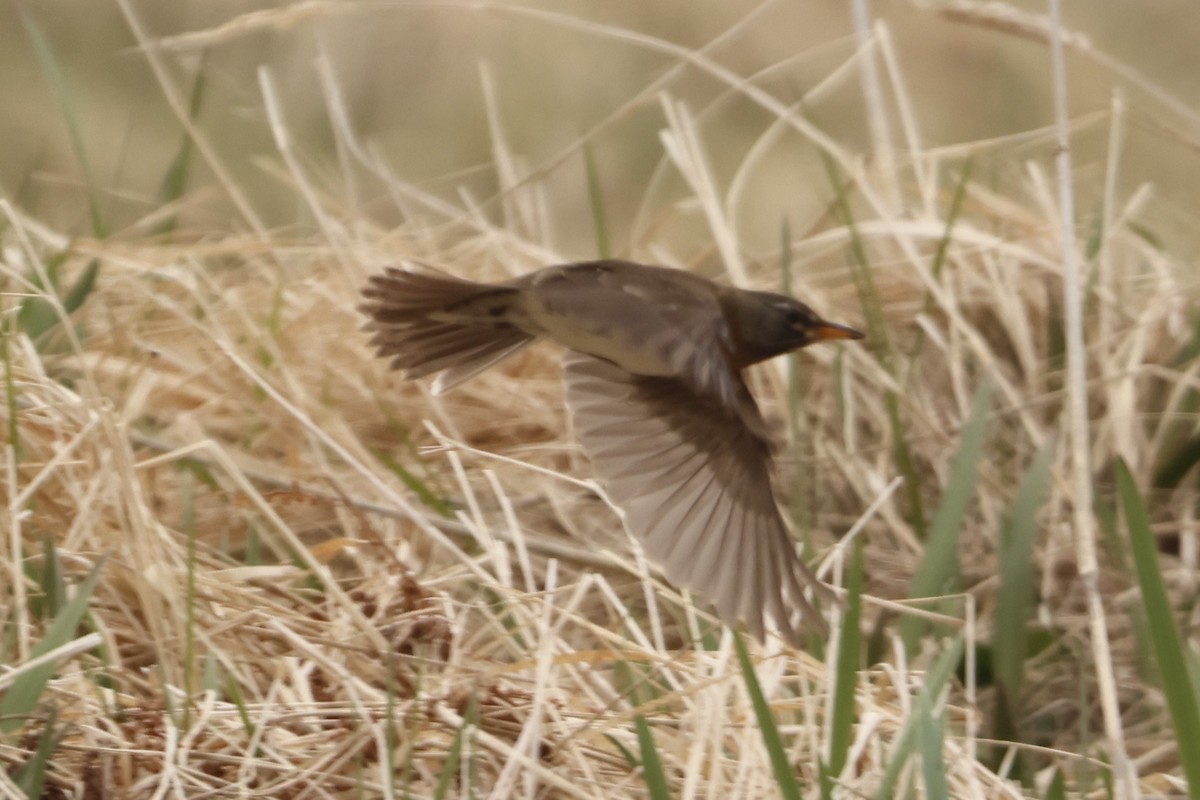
1152 434 1200 490
1 554 108 735
1044 768 1067 800
816 140 892 371
916 704 949 800
634 714 672 800
874 637 964 800
823 540 863 797
17 251 68 343
930 159 974 284
815 130 929 538
781 218 819 538
1170 311 1200 367
734 632 801 800
605 732 640 769
15 251 101 350
224 671 254 738
433 694 477 800
2 310 20 456
61 259 100 315
781 218 799 441
374 449 453 517
36 537 67 620
201 654 220 694
886 392 927 536
584 142 611 260
906 159 974 366
993 440 1054 738
154 60 208 236
11 707 64 797
893 161 971 536
382 652 399 796
614 658 666 708
1117 459 1200 797
901 383 993 649
182 472 198 731
16 7 108 239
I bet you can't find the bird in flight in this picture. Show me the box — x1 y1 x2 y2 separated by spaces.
360 259 863 645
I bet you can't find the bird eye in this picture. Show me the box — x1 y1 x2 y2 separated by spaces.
783 305 812 325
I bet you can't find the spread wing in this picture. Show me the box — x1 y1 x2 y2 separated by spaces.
563 351 831 644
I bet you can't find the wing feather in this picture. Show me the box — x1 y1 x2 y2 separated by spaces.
563 351 831 643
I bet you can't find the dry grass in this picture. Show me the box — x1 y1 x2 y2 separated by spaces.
3 3 1200 798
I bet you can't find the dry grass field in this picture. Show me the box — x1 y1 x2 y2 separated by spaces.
2 2 1200 798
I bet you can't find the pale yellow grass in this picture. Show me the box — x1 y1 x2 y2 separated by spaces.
0 172 1190 795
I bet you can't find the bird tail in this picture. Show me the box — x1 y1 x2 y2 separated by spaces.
359 267 535 394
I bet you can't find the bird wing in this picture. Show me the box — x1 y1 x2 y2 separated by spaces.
562 351 831 644
519 262 750 418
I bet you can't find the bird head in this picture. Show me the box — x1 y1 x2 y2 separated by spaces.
726 290 864 366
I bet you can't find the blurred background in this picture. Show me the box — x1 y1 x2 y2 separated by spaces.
4 0 1200 258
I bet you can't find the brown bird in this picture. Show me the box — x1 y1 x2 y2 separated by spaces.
360 259 862 644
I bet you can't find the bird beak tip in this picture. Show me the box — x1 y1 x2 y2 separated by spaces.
813 322 865 342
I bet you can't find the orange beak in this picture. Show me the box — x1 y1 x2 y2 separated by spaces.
811 321 865 342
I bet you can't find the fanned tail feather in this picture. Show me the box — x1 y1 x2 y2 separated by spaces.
359 267 535 394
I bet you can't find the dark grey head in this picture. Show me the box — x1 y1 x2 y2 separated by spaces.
726 290 864 367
